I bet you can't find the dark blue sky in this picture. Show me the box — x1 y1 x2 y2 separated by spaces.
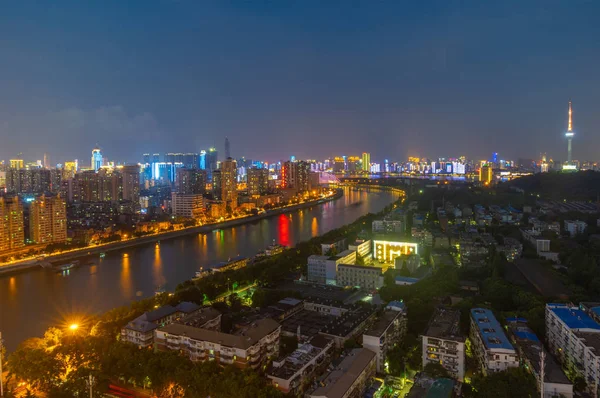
1 0 599 164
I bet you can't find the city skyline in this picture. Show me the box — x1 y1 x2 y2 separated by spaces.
1 2 599 163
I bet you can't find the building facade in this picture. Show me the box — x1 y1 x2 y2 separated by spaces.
307 250 356 285
470 308 518 375
171 192 204 219
30 195 67 245
422 307 466 381
247 167 269 197
363 307 407 372
176 168 206 195
0 196 24 253
336 264 383 290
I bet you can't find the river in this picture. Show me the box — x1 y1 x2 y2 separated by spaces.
0 187 399 351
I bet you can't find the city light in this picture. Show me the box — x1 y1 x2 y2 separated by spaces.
69 323 79 331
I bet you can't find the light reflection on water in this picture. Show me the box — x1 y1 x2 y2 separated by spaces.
0 188 398 351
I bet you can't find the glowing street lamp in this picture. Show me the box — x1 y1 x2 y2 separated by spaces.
69 323 79 332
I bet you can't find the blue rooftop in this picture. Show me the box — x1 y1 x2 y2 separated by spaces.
548 304 600 331
471 308 514 351
395 276 420 284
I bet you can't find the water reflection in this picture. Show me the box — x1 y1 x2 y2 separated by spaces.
0 188 399 351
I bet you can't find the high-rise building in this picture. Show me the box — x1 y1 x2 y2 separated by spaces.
225 137 231 159
362 153 371 172
6 169 51 194
199 150 207 170
0 196 24 253
333 157 345 173
479 164 493 185
43 153 50 169
281 161 311 192
176 168 207 195
247 167 269 197
121 165 140 204
63 161 78 179
564 100 575 167
143 153 151 164
74 169 123 202
91 146 103 171
347 156 360 173
183 153 200 169
29 195 67 245
206 148 218 177
171 192 204 219
9 159 24 170
213 158 237 209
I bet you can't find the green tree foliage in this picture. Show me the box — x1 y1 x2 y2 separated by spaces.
465 367 537 398
386 333 421 376
423 362 450 379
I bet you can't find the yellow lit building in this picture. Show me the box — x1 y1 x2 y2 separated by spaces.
63 161 78 179
9 159 24 169
362 152 371 172
30 195 67 245
0 196 25 253
408 157 421 164
479 165 493 185
373 240 418 264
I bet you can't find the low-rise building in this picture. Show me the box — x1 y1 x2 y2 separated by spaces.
394 276 420 286
171 192 204 218
307 250 356 285
372 220 405 234
506 317 573 398
319 307 377 348
546 303 600 395
564 220 587 237
336 264 383 290
363 308 407 372
321 238 347 255
348 239 372 260
422 307 466 381
121 302 205 347
155 318 281 369
268 335 335 395
470 308 518 375
309 348 376 398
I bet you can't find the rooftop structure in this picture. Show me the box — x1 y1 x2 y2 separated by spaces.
423 307 465 381
470 308 513 351
546 303 600 332
309 348 376 398
470 308 518 375
424 307 463 342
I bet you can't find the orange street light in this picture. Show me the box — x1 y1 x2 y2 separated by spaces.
69 323 79 332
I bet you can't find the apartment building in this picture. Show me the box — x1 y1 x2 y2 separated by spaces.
120 302 208 347
546 303 600 394
363 308 407 372
309 348 376 398
422 307 466 381
348 239 372 260
268 335 335 395
155 318 281 369
507 317 573 398
470 308 518 375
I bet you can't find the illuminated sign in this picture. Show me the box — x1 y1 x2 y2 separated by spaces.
373 240 418 263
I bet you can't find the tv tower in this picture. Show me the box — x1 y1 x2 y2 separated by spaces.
565 100 574 164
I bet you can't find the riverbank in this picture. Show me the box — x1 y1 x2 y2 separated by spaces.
0 189 343 276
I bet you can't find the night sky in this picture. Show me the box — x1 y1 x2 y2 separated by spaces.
1 1 599 164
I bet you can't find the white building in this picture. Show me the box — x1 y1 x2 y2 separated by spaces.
372 220 404 234
422 307 466 381
307 250 356 285
564 220 587 237
363 307 407 372
309 348 376 398
546 303 600 395
155 318 281 369
470 308 518 375
336 264 383 290
171 192 204 218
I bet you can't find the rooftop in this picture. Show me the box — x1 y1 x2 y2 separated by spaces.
145 305 177 323
269 336 334 381
395 276 420 284
175 301 201 314
310 348 376 398
158 318 280 350
320 307 376 338
547 303 600 331
470 308 514 351
177 306 221 328
424 307 464 342
364 310 402 338
507 320 571 385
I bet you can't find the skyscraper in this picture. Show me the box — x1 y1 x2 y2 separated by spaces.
213 158 237 209
206 147 218 177
91 146 103 171
362 153 371 172
0 196 24 253
565 100 575 165
199 150 207 170
479 164 493 185
176 168 207 195
225 137 231 159
281 161 310 192
121 165 141 204
9 159 24 170
29 195 67 245
247 167 269 197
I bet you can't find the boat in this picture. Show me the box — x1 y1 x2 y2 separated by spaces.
54 260 80 272
265 241 286 257
99 252 106 259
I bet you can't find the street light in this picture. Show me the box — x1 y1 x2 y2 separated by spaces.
69 323 79 333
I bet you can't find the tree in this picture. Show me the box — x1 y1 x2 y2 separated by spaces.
469 367 537 398
423 362 450 378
